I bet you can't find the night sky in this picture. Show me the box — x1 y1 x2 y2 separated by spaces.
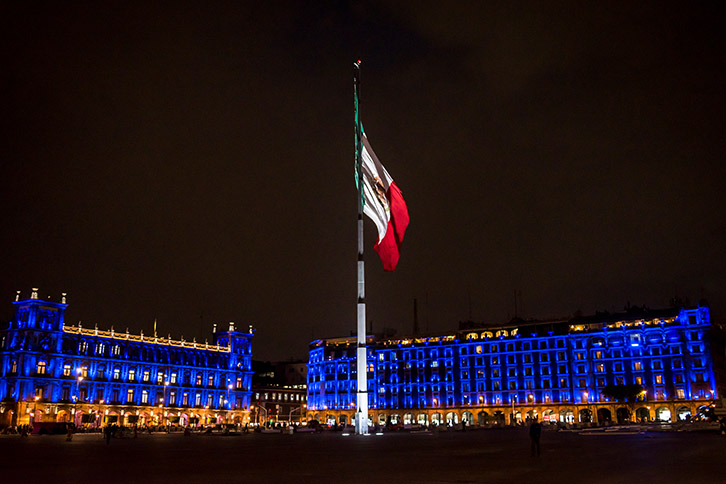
2 2 724 361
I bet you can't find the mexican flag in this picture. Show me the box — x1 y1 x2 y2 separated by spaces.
360 132 409 271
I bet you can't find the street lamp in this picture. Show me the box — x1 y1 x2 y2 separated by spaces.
288 405 305 425
511 394 518 426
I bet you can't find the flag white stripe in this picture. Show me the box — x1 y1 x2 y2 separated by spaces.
360 134 392 243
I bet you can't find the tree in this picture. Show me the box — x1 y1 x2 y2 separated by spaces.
601 384 645 421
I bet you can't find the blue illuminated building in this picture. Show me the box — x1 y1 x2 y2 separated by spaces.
0 289 254 428
307 306 720 427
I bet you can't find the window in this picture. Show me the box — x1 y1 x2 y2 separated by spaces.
127 389 134 403
540 354 549 362
195 394 202 406
171 372 177 384
634 376 643 385
676 388 685 399
614 363 623 372
655 375 663 384
673 359 682 369
208 375 215 386
183 393 189 406
207 394 214 407
79 341 88 353
36 361 47 374
63 364 71 376
525 367 532 376
675 374 684 383
112 345 121 356
492 369 500 378
141 390 149 404
633 361 642 371
157 372 164 384
596 364 605 373
196 374 203 385
236 377 242 389
653 360 662 370
476 346 483 354
143 370 150 382
11 360 18 373
170 391 176 405
594 351 603 359
97 343 105 356
113 368 120 380
129 369 136 381
524 354 532 363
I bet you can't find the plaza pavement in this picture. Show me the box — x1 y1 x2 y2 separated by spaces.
0 427 724 483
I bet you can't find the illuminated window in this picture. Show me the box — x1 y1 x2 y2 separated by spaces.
595 351 603 359
676 388 685 399
36 361 46 374
236 377 242 389
169 391 176 405
476 346 482 354
157 372 164 384
655 374 663 384
195 394 201 406
596 364 605 373
171 372 177 384
196 374 203 385
63 364 71 376
431 361 439 368
633 361 642 371
112 345 120 356
208 375 214 386
127 389 134 402
129 369 136 381
81 366 88 378
207 394 214 407
97 343 105 356
492 369 499 378
141 390 149 404
492 357 499 365
10 360 18 373
143 370 150 382
634 376 643 385
183 393 189 405
79 341 88 353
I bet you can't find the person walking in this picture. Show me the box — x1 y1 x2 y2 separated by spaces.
529 418 542 457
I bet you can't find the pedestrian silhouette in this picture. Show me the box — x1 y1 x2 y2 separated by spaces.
529 418 542 457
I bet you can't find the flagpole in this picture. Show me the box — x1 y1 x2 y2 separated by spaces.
353 60 369 435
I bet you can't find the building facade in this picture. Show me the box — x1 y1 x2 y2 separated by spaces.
0 290 254 428
307 306 720 427
251 360 307 426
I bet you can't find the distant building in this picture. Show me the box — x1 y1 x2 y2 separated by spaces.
251 360 307 425
307 306 721 427
0 290 254 428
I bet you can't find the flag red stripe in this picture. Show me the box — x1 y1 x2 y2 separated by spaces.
373 181 409 271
